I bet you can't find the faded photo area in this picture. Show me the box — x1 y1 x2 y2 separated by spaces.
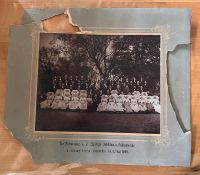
35 33 161 134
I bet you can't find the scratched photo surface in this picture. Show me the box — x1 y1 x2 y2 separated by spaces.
35 33 160 133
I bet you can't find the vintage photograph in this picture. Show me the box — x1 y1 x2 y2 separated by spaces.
35 33 161 134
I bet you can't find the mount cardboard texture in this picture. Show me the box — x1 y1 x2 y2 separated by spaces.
4 8 191 166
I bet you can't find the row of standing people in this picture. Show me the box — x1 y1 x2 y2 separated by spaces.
52 75 150 95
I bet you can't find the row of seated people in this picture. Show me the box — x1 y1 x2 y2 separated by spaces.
40 89 160 113
97 90 160 113
40 89 91 110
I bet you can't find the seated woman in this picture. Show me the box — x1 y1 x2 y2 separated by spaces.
64 96 71 109
138 96 147 112
63 89 71 97
111 90 118 100
124 95 133 113
80 90 87 98
132 91 141 100
140 92 148 98
69 97 80 110
55 89 63 96
130 96 140 112
146 96 154 112
40 99 52 109
107 95 117 112
46 92 55 100
97 95 108 112
152 96 160 113
116 95 124 112
58 97 66 110
71 90 79 97
51 95 62 109
79 96 87 110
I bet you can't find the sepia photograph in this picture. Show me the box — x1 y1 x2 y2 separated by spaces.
35 33 161 134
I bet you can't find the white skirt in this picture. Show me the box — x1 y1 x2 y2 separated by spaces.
97 102 107 112
139 104 147 111
154 104 161 113
131 104 140 112
51 101 59 109
40 100 51 109
107 102 117 112
116 103 124 112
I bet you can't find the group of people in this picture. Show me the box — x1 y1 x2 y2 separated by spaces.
40 89 91 111
40 87 160 114
51 74 153 96
97 90 160 113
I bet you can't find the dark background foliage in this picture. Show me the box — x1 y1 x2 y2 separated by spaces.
38 33 160 96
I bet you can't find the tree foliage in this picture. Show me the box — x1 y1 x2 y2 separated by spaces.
38 34 160 94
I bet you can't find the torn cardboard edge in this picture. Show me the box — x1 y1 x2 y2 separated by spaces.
167 44 191 134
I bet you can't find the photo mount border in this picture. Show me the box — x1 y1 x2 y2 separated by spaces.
26 27 168 143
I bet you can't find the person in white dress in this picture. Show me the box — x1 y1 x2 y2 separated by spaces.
63 89 71 98
79 97 87 110
97 95 108 112
64 96 71 109
111 90 118 101
146 96 154 111
124 95 133 113
40 99 52 109
80 90 87 98
51 95 62 109
40 92 54 109
130 96 140 112
58 98 66 110
132 91 140 103
46 92 55 100
152 96 161 113
107 95 117 112
69 97 80 110
116 95 124 112
140 92 148 99
138 96 147 112
71 90 79 97
55 89 63 96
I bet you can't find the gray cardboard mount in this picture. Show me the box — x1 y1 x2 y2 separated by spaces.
4 8 191 166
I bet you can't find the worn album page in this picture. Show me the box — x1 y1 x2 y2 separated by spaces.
5 8 191 166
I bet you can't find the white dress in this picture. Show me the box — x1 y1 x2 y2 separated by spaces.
51 100 59 109
131 103 140 112
139 103 147 111
69 101 76 110
124 101 133 113
97 101 107 112
40 100 51 109
154 104 161 113
58 101 66 110
115 99 124 112
64 96 70 109
107 102 116 112
79 98 87 110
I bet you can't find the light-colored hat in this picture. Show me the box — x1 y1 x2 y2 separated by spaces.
101 95 108 99
56 89 63 95
111 90 118 95
46 92 54 97
71 90 79 96
141 92 148 97
63 89 71 93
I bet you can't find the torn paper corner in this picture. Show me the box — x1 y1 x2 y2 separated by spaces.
66 9 84 33
168 42 191 53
